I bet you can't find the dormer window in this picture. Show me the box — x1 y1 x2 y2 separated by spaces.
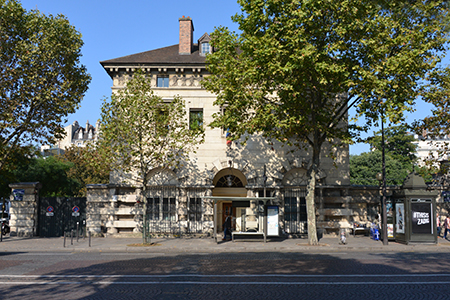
201 42 211 55
198 33 212 56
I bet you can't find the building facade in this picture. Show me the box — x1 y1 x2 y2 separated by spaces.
95 17 353 237
41 120 100 156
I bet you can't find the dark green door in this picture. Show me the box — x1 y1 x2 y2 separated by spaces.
38 197 86 237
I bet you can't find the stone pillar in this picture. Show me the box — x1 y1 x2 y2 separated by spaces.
9 182 42 237
86 184 111 236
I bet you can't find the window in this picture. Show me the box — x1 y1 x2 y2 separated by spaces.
157 75 169 87
147 196 176 221
201 42 211 55
162 197 176 221
188 197 202 222
189 109 203 131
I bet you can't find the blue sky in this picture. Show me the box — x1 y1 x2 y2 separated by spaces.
19 0 444 155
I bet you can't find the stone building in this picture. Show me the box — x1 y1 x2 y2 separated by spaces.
41 120 99 156
94 16 354 237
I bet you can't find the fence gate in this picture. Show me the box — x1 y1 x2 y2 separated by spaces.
38 197 86 237
283 188 308 234
145 186 179 237
186 188 206 234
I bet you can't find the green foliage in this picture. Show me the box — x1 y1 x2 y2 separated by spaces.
61 144 110 196
204 0 449 145
366 124 418 165
412 66 450 164
0 146 34 199
350 151 411 186
99 70 205 186
414 164 439 184
0 144 110 197
11 156 81 197
0 0 91 172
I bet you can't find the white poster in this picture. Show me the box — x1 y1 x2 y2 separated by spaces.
396 203 405 234
267 206 279 236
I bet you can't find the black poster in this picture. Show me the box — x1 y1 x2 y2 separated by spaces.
411 202 432 234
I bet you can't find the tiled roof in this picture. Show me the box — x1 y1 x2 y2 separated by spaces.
100 44 206 66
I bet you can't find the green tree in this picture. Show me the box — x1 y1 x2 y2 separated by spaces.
350 151 411 186
366 124 418 166
99 70 205 242
0 146 34 200
203 0 449 244
0 0 91 172
412 66 450 165
61 144 111 197
13 156 81 197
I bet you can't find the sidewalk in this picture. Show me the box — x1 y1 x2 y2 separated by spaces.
1 234 450 254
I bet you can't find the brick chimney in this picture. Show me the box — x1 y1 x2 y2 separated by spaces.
179 16 194 55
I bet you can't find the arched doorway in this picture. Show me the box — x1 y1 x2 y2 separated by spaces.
212 168 247 234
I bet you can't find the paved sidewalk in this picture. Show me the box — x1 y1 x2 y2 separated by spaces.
1 234 450 254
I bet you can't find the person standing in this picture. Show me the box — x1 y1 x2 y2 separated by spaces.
444 215 450 240
437 213 441 238
223 214 232 241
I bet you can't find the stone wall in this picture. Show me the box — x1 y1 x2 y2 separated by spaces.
9 182 41 237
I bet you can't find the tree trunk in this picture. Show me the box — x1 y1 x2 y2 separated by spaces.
306 143 321 246
306 169 318 245
142 184 150 244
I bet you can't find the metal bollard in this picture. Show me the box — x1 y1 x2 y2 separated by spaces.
71 229 73 245
63 232 66 248
76 222 79 242
89 231 91 247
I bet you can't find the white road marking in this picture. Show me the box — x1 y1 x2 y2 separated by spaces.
2 281 449 286
0 274 449 278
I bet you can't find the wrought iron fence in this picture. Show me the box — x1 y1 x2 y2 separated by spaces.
144 186 208 237
186 188 206 234
283 188 308 234
145 186 179 237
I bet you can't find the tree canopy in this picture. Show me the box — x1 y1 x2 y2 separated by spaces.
0 155 81 197
350 151 411 186
203 0 449 245
0 0 91 172
367 124 418 166
412 66 450 164
61 144 110 196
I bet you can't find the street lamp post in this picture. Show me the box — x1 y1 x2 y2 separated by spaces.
380 113 388 246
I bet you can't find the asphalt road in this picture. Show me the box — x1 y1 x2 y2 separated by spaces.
0 251 449 300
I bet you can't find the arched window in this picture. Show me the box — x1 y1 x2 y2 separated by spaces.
215 175 244 188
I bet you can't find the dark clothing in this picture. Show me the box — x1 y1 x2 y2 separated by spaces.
223 216 232 240
224 216 231 229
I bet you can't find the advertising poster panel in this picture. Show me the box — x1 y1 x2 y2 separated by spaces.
386 199 394 238
396 203 405 234
411 202 432 234
267 206 279 236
